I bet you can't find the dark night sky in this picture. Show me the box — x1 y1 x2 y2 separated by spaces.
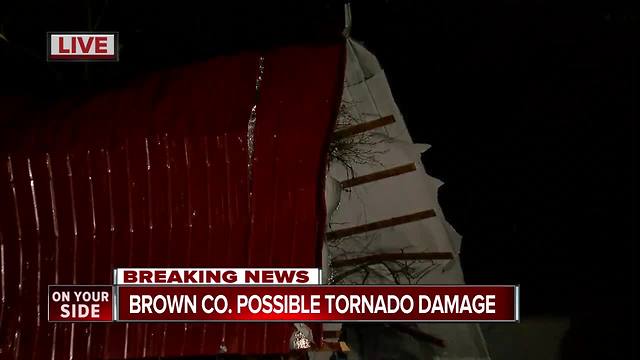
349 0 634 314
346 2 635 355
1 0 636 354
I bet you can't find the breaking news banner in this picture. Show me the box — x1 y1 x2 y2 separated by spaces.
113 267 322 285
48 268 519 323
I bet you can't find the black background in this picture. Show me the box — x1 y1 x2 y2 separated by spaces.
1 0 635 357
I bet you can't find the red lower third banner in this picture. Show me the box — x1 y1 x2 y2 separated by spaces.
118 285 519 322
49 285 519 322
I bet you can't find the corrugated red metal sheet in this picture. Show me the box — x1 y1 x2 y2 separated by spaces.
0 43 345 358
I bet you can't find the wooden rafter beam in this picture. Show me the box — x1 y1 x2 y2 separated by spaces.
326 209 436 240
341 163 416 188
332 115 395 140
332 252 454 268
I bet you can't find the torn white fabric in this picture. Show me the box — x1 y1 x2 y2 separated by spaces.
326 38 490 359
